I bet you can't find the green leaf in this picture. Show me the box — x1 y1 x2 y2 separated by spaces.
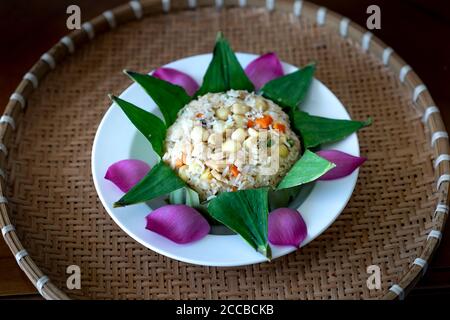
114 161 185 207
260 64 315 109
207 188 271 258
110 95 166 157
195 32 254 96
268 186 302 211
124 70 191 126
169 187 200 208
277 150 335 190
292 110 372 149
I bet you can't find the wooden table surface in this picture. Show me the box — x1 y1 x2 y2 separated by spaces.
1 0 450 300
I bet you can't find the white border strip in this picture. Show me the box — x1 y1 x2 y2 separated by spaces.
413 84 427 102
434 154 450 168
103 10 117 28
1 224 15 237
0 196 7 204
431 131 448 147
188 0 198 8
40 53 56 69
339 18 350 38
129 1 143 19
162 0 171 12
435 203 449 215
399 65 411 83
427 230 442 241
60 36 75 54
413 258 428 275
382 47 393 66
10 93 25 109
23 73 39 89
293 0 302 16
81 22 95 40
437 174 450 190
0 115 16 130
361 32 372 52
422 106 439 123
0 144 8 157
389 284 404 300
316 7 327 26
15 249 28 263
36 275 50 296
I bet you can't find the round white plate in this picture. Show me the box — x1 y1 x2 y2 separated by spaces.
91 53 360 267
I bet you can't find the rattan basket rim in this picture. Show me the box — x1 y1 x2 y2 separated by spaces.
0 0 448 300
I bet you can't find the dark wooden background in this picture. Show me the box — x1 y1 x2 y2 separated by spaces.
1 0 449 299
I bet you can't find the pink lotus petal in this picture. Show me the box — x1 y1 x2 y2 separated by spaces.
104 159 150 192
268 208 307 247
316 150 366 180
145 205 210 244
153 67 199 96
245 52 284 90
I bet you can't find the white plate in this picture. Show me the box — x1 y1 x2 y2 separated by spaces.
91 53 360 267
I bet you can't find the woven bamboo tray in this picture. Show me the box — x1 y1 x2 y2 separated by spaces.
0 0 448 300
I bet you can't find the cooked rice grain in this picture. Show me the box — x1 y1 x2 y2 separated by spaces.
163 90 301 200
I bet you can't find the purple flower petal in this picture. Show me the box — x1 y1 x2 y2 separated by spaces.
145 205 210 244
245 52 284 90
316 150 366 180
104 159 150 192
153 67 199 96
268 208 307 247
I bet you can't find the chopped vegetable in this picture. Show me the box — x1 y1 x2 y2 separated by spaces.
273 122 286 133
255 114 273 129
230 164 240 177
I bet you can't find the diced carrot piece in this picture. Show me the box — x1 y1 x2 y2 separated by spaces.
230 164 240 177
175 159 183 168
231 186 238 192
255 114 273 129
273 122 286 133
196 113 204 118
247 120 255 128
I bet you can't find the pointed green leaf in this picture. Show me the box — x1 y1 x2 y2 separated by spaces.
125 71 191 126
292 110 372 148
277 150 335 190
260 64 315 109
114 162 185 207
110 95 166 157
169 187 200 208
195 32 254 96
207 188 271 258
268 186 302 211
